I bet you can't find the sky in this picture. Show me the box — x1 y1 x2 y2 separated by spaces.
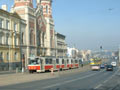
0 0 120 50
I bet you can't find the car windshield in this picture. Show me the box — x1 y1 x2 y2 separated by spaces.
107 65 113 68
92 65 99 66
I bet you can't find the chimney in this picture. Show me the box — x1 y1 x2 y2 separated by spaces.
1 5 8 11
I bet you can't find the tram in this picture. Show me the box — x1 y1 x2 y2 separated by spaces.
28 56 80 73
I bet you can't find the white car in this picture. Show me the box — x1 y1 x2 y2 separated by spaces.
111 62 117 67
91 65 100 71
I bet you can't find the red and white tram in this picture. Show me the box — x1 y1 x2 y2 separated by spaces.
28 56 80 73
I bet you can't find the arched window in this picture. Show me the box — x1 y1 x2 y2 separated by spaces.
46 5 48 13
37 31 41 46
6 35 9 45
6 33 9 45
22 32 24 44
0 34 2 44
30 30 32 45
0 32 4 44
30 30 35 45
14 36 17 46
14 52 17 61
42 32 45 46
7 52 9 61
0 52 3 61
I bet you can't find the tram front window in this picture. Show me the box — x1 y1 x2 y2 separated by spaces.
29 58 40 65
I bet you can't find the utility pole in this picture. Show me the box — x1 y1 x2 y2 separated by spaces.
100 46 103 58
9 44 10 71
119 45 120 63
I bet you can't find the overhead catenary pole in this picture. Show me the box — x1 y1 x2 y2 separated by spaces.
119 45 120 63
9 44 10 71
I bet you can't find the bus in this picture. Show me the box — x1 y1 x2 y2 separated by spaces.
90 58 102 71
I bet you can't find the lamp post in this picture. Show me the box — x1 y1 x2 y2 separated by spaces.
8 44 12 71
8 44 10 71
118 45 120 63
100 46 103 58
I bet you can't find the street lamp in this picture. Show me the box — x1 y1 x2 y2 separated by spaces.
8 44 10 71
119 45 120 63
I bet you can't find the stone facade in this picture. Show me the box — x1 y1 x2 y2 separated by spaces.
0 9 22 70
35 3 47 56
13 0 39 68
12 0 55 68
40 0 55 56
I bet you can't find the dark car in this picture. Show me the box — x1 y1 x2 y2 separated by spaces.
100 64 105 69
106 65 113 71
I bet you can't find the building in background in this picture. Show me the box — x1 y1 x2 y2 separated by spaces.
67 47 79 58
0 8 22 70
55 32 67 58
91 50 113 59
78 50 91 61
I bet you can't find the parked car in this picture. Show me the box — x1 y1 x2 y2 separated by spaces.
111 62 117 67
106 65 113 71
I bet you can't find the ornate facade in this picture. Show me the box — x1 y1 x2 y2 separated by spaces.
39 0 55 56
13 0 37 69
12 0 55 68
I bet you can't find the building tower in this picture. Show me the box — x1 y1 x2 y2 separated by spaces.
14 0 33 8
37 0 55 56
13 0 37 68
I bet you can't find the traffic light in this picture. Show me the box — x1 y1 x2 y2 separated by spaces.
100 46 102 50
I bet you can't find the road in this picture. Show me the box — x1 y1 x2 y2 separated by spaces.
0 58 119 90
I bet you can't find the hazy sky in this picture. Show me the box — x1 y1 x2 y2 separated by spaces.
0 0 120 50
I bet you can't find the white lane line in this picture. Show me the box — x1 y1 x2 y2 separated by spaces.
94 68 120 89
43 70 105 89
103 68 119 83
94 84 102 89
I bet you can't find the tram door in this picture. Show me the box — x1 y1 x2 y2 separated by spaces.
53 58 56 70
64 59 67 69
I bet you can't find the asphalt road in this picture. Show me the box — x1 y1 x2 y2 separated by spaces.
0 58 119 90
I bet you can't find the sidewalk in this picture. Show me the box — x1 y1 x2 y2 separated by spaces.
0 65 90 87
0 70 16 75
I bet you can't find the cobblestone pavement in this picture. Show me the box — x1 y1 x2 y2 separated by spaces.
0 65 90 87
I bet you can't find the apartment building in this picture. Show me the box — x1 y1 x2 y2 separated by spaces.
0 9 22 70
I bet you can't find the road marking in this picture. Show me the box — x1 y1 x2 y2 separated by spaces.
94 84 102 89
94 68 120 89
43 70 105 89
103 68 119 83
